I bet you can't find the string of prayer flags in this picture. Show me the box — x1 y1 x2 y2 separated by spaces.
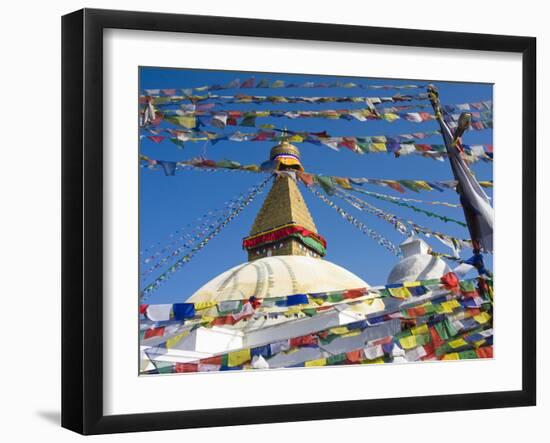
308 186 402 256
140 190 254 267
335 190 473 254
306 172 493 194
142 79 427 95
140 176 272 300
157 107 492 129
143 304 493 372
345 189 462 208
140 126 493 162
140 92 430 106
140 274 488 329
140 194 260 278
140 154 494 197
348 188 465 226
140 275 493 374
139 154 263 176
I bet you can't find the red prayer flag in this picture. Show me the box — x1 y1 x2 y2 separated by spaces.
476 346 493 359
421 342 436 360
345 349 364 363
298 172 315 187
289 334 317 348
429 326 445 350
147 135 165 143
440 272 460 292
143 326 165 340
408 306 426 317
200 355 223 366
175 362 198 373
385 181 406 193
344 288 367 299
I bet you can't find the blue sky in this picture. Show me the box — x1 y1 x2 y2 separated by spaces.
139 67 492 304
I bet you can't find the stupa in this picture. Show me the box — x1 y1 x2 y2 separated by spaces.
188 140 368 303
387 236 451 284
155 141 387 361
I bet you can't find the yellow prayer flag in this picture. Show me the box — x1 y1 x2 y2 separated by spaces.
382 113 399 122
334 177 353 189
228 348 251 367
448 338 468 349
389 287 410 299
288 135 304 143
399 335 417 350
404 281 421 287
194 300 218 311
329 327 349 335
371 143 388 152
411 323 429 336
284 307 302 317
166 331 189 349
415 181 433 191
442 352 460 360
439 301 457 313
171 116 196 129
474 312 491 324
448 299 461 309
305 358 327 367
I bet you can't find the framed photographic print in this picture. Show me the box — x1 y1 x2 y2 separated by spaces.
62 8 536 435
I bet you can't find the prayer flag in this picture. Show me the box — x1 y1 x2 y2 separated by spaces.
228 349 251 367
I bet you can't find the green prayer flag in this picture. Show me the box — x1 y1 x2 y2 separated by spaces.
434 322 449 340
221 354 229 367
302 308 317 317
327 353 347 365
416 333 431 346
327 292 344 303
460 280 476 293
240 115 257 127
444 318 459 338
316 175 336 195
459 349 478 360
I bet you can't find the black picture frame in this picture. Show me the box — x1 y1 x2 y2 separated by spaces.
62 8 537 435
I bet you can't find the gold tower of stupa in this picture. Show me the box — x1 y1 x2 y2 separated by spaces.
243 140 327 261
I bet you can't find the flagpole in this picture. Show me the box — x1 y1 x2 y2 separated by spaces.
426 85 492 277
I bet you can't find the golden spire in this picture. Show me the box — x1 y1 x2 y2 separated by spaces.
243 141 327 261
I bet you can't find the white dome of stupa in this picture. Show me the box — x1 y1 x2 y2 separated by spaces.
387 236 451 284
188 255 368 303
